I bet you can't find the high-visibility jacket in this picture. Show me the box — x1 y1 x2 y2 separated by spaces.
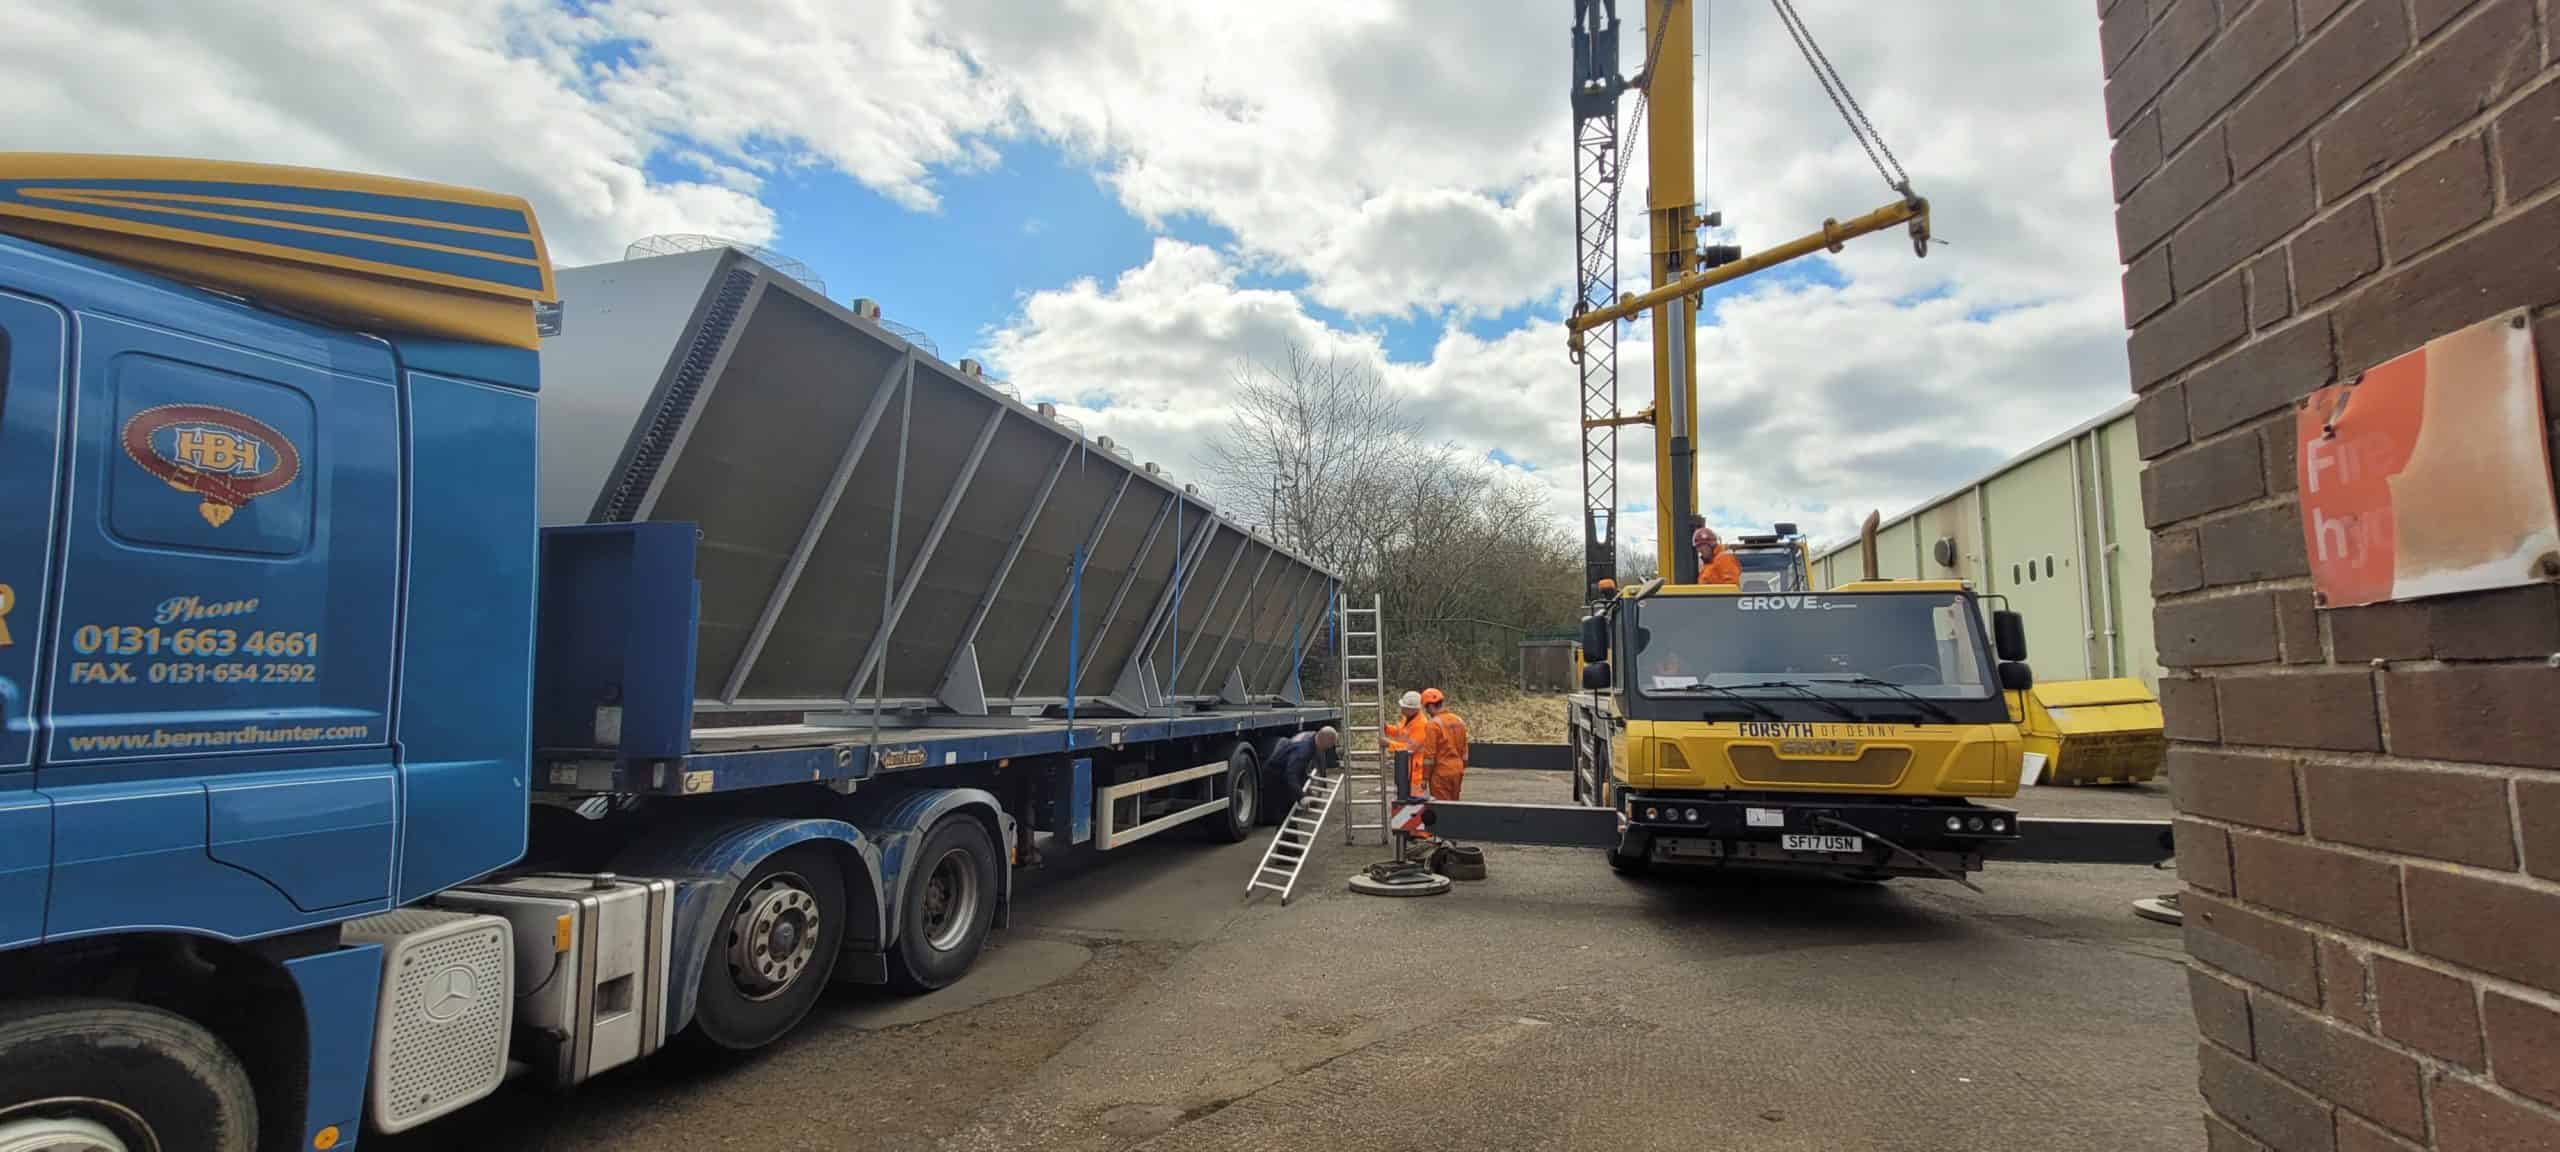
1383 710 1421 792
1429 709 1469 774
1700 548 1741 586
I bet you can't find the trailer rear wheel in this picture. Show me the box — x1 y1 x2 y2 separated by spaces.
1205 744 1258 842
692 846 846 1050
0 999 257 1152
888 817 1001 993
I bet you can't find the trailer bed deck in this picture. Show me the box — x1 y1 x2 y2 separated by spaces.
539 705 1341 796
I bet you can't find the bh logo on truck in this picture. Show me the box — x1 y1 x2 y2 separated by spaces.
120 404 301 527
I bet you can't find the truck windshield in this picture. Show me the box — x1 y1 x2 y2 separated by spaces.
1630 592 1993 700
1731 549 1802 593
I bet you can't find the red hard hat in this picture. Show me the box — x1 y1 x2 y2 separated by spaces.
1421 687 1445 706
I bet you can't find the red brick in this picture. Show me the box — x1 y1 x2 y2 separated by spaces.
2183 816 2241 892
2126 244 2177 326
2379 135 2494 259
2488 991 2560 1108
2108 0 2223 132
2232 833 2407 942
2496 78 2560 200
2382 664 2560 769
2315 0 2536 195
2275 588 2323 664
2321 934 2377 1028
2327 600 2430 661
2254 993 2427 1137
2298 0 2355 29
2293 198 2382 305
2162 591 2285 666
2304 761 2518 867
2373 955 2485 1068
2251 251 2295 328
2209 1112 2274 1152
2261 417 2298 495
2435 1075 2560 1152
2407 866 2560 992
2522 779 2560 882
2185 317 2337 437
2158 527 2208 593
2137 381 2192 457
2145 431 2266 526
2191 506 2314 588
2429 585 2560 661
2118 109 2169 201
2164 0 2303 146
2199 1041 2339 1151
2188 889 2326 1003
2174 745 2305 829
2340 192 2560 372
2102 0 2160 75
2124 129 2238 261
2220 668 2380 750
2334 1114 2423 1152
2227 0 2410 175
2179 148 2321 294
2163 674 2223 740
2414 0 2484 38
2196 964 2260 1053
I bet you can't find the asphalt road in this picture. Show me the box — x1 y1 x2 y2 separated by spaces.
385 772 2199 1151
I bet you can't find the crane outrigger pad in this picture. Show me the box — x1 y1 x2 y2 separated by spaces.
536 246 1337 719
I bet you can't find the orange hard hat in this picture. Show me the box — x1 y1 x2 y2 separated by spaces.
1596 577 1618 593
1420 687 1445 706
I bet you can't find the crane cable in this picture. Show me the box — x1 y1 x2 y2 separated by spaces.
1612 2 1679 191
1768 0 1911 196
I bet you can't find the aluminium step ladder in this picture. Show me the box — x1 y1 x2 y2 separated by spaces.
1245 771 1343 904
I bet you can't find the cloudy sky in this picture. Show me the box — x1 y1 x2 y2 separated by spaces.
6 0 2130 553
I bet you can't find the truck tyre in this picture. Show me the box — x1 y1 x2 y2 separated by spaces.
887 816 1001 993
1206 743 1258 842
0 999 257 1152
692 845 847 1050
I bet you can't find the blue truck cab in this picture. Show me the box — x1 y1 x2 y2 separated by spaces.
0 157 1340 1152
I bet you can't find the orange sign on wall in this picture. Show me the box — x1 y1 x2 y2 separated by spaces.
2298 310 2560 609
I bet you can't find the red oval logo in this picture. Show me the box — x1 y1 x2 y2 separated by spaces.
119 404 302 527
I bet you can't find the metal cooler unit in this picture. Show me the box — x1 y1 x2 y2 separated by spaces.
535 247 1337 722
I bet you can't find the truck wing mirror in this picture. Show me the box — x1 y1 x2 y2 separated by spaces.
1580 614 1609 662
1581 660 1612 690
1998 661 2034 692
1992 610 2027 662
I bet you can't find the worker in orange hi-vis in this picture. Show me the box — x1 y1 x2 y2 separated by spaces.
1421 687 1470 801
1692 518 1742 587
1385 690 1425 794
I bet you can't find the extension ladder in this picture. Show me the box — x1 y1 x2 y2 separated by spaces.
1245 771 1342 905
1335 592 1394 846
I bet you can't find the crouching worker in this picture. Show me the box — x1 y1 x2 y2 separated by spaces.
1265 726 1339 813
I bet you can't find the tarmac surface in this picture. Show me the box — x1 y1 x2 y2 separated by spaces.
385 770 2198 1151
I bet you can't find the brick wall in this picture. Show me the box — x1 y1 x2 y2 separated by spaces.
2101 0 2560 1148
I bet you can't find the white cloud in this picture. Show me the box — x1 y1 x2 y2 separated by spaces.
15 1 2136 552
0 0 775 266
988 239 2128 556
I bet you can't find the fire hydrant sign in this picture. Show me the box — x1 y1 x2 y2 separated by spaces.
2298 310 2560 608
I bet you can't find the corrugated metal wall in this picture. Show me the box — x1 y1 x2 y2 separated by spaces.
1812 403 2158 690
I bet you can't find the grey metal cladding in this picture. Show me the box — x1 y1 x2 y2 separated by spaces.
542 246 1336 713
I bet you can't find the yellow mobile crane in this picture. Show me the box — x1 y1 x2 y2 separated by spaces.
1557 0 2031 883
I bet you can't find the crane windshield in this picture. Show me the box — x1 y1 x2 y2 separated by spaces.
1630 591 1994 702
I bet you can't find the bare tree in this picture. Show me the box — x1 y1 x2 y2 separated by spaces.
1194 343 1412 586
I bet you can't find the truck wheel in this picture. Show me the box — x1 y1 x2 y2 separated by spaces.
887 816 1001 993
0 999 257 1152
1206 744 1258 842
692 846 846 1050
